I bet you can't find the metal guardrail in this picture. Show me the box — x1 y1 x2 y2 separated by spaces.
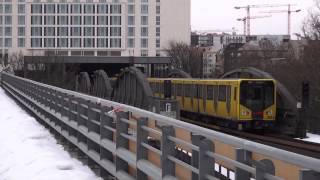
1 72 320 180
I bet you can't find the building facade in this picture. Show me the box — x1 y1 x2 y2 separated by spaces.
0 0 190 60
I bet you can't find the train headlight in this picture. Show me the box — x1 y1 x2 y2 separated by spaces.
241 110 250 116
267 110 273 116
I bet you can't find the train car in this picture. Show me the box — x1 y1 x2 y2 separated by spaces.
148 78 276 130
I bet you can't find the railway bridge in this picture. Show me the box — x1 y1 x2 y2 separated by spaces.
1 69 320 180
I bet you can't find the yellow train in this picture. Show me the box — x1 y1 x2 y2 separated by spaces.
149 78 277 130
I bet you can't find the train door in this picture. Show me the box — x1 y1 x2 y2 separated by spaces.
164 80 172 99
226 85 231 117
193 84 200 113
203 84 207 114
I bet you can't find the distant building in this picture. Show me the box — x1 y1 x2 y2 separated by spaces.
222 35 291 47
0 0 191 61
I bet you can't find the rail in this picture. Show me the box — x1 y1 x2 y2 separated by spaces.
1 72 320 180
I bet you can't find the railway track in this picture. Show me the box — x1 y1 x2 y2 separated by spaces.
180 117 320 159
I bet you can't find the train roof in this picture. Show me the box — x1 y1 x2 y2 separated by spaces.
148 78 276 82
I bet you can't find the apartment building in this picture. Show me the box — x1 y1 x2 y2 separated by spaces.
0 0 190 59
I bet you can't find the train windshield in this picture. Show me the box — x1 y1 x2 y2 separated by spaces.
240 81 274 111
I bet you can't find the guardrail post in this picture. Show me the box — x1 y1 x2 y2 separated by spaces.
191 134 203 180
255 159 275 180
161 126 175 178
136 117 148 180
235 148 251 180
116 111 129 174
199 138 214 180
100 105 114 162
300 170 320 180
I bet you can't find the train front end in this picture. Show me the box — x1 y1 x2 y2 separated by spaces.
238 79 276 130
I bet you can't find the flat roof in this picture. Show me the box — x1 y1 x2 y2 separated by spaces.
24 56 171 64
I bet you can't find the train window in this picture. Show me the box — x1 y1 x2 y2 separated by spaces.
213 85 218 108
198 84 203 98
177 84 182 96
218 85 227 101
226 86 231 112
207 85 214 100
234 87 237 101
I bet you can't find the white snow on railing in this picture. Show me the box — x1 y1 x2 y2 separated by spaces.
0 88 102 180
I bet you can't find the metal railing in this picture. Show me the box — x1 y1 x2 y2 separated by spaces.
1 72 320 180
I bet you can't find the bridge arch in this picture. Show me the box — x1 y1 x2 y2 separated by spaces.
112 67 154 110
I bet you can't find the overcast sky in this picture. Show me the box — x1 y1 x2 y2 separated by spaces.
191 0 314 37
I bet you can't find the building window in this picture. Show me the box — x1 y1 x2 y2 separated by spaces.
71 4 81 13
110 27 121 36
127 38 134 48
84 27 94 36
156 5 160 14
141 27 148 37
84 16 94 25
128 27 135 36
18 16 25 25
110 16 121 25
44 16 55 25
44 4 55 13
141 16 148 25
156 39 160 48
31 38 42 47
0 5 2 14
156 50 161 57
110 4 121 14
97 27 108 36
97 16 108 25
5 38 12 47
156 16 160 25
31 16 42 25
18 27 25 36
128 5 134 14
18 4 26 14
5 16 12 25
97 38 108 47
141 38 148 48
84 38 95 47
58 38 68 47
58 16 68 25
58 4 68 13
58 27 68 36
141 50 148 57
110 38 121 48
18 38 25 47
128 16 135 25
156 27 160 37
141 5 148 14
31 27 42 36
71 16 81 25
84 4 94 13
71 27 81 36
5 27 11 36
4 4 12 13
44 27 55 36
97 4 108 14
71 38 81 47
31 4 42 14
44 38 55 47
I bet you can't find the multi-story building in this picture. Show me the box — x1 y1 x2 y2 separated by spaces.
0 0 190 60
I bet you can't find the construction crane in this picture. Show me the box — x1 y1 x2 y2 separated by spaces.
234 4 294 35
237 15 272 35
260 5 301 35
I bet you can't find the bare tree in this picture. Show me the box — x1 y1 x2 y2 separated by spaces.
165 41 204 78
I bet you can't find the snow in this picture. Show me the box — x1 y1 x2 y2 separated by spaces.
301 133 320 144
0 88 102 180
